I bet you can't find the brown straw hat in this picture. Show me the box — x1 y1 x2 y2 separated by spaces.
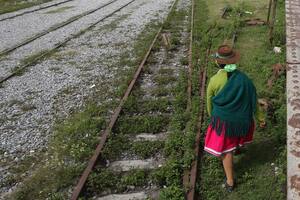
212 45 240 64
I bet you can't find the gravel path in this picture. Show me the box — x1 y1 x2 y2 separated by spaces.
0 0 174 196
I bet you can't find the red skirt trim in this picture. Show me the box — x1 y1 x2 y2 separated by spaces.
204 122 255 157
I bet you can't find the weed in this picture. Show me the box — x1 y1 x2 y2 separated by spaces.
51 104 106 162
151 87 175 97
102 134 129 160
164 130 184 157
49 66 62 73
0 175 16 188
11 164 82 200
95 14 131 33
8 99 23 107
20 104 36 112
159 185 185 200
10 66 26 76
130 141 164 159
158 68 174 74
146 55 157 66
87 169 119 194
114 115 170 135
45 6 74 14
20 50 52 66
154 75 177 86
180 56 189 66
86 169 150 196
123 96 173 114
50 49 77 61
120 169 147 187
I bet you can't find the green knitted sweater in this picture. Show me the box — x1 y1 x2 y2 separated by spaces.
208 69 258 137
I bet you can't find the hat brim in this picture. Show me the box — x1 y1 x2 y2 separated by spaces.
214 50 240 64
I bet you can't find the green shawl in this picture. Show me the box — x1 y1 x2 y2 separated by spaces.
211 70 257 137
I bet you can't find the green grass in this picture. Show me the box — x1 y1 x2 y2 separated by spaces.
130 140 165 159
103 139 166 160
158 68 175 74
122 97 173 114
19 49 55 66
151 87 175 97
114 115 171 134
0 0 53 14
154 75 178 86
50 49 77 61
86 168 162 197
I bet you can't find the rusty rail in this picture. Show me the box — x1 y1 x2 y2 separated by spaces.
221 6 229 19
70 1 178 199
286 0 300 199
183 0 195 191
184 47 210 200
186 0 194 111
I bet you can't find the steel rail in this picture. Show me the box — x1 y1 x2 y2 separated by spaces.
183 0 195 194
186 0 194 111
70 1 178 199
182 8 198 194
184 47 211 200
0 0 135 84
0 0 120 57
0 0 75 22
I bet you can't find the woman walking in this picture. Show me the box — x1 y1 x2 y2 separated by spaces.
204 45 266 192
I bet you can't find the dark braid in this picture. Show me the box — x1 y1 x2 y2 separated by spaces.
219 64 226 69
218 63 232 78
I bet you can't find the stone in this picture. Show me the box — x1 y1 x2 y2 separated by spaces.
96 192 148 200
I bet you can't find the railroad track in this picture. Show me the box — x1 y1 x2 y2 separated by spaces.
0 0 135 84
0 0 120 56
69 0 194 199
183 48 210 200
0 0 75 22
183 0 211 198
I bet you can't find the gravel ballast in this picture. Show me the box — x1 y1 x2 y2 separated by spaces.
0 0 113 51
0 0 130 79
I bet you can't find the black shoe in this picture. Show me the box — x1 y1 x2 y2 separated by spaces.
224 179 235 192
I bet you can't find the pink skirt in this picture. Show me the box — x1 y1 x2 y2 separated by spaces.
204 122 255 157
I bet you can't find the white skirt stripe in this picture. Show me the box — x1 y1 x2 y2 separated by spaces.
204 146 237 156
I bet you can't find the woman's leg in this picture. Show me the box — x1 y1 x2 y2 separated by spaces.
222 152 234 186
